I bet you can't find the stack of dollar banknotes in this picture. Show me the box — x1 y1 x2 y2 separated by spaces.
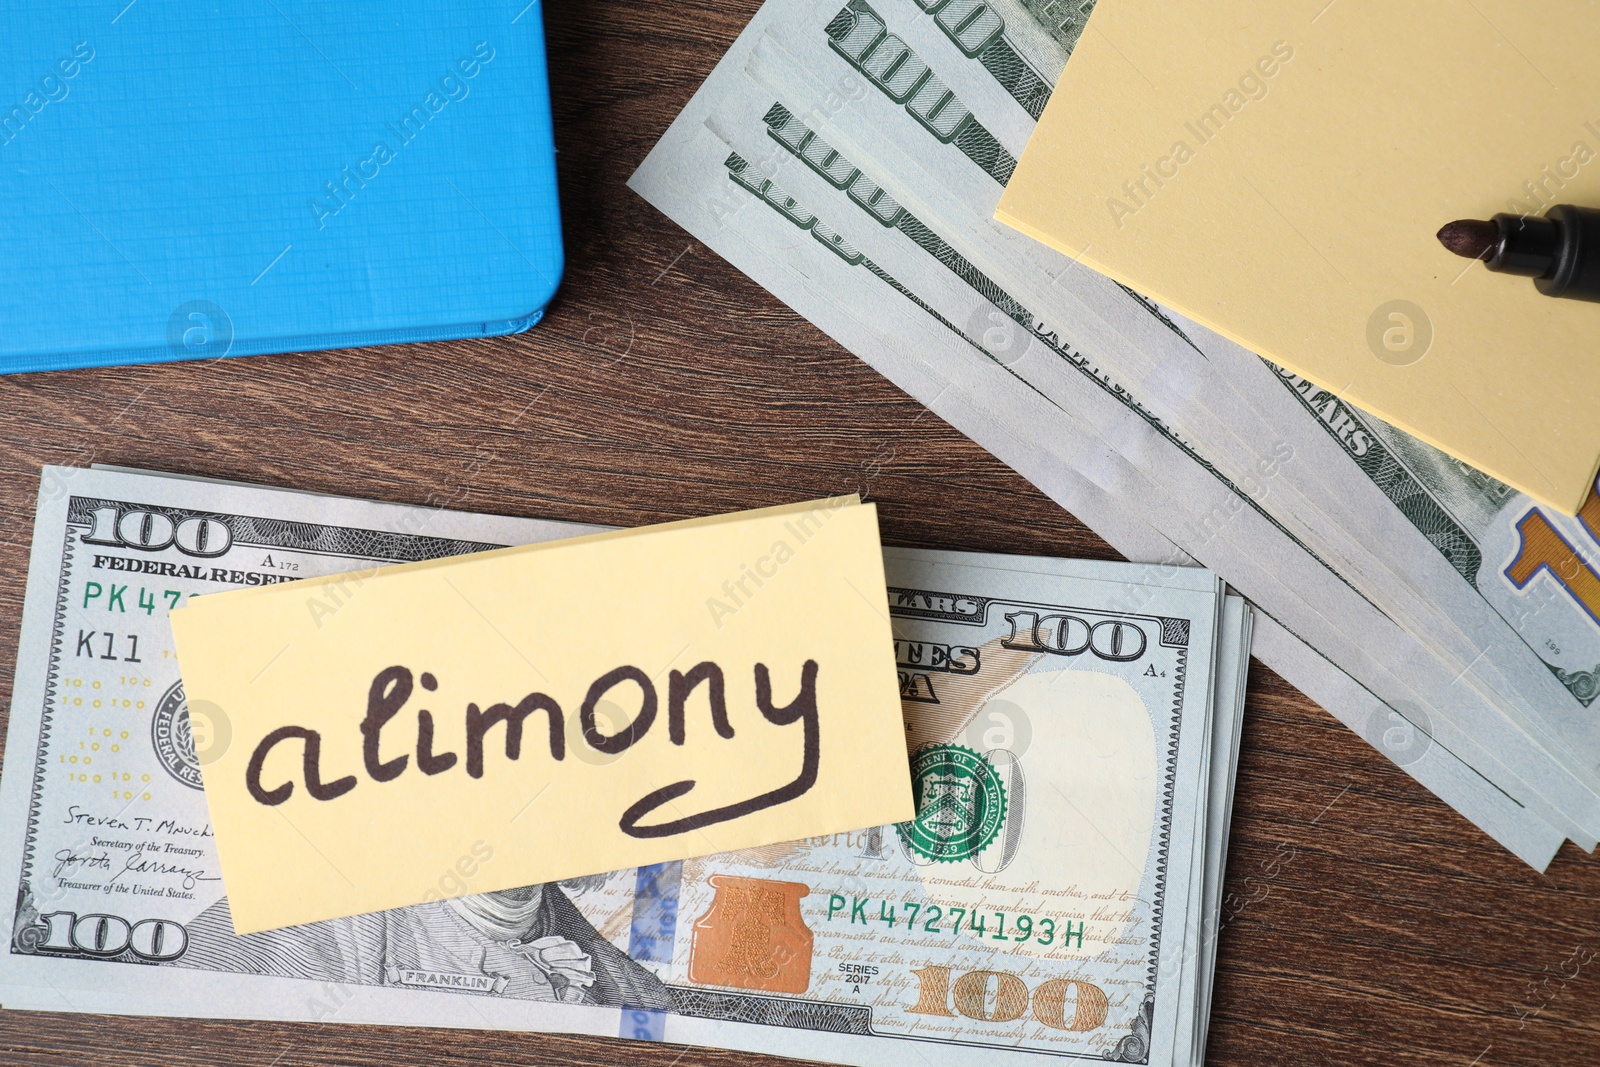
0 466 1249 1066
628 0 1600 872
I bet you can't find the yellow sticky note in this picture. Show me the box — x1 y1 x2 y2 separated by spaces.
997 0 1600 514
169 498 912 934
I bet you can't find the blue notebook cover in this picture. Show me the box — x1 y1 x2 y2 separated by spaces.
0 2 563 373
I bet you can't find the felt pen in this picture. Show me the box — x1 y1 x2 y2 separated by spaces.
1438 205 1600 302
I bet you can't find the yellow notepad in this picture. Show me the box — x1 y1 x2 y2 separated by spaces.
170 497 912 934
997 0 1600 514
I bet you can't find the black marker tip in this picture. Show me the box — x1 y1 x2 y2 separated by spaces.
1437 218 1500 261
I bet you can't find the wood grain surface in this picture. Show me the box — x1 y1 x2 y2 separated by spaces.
0 1 1596 1065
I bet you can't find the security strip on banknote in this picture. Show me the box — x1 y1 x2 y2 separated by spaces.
0 467 1247 1067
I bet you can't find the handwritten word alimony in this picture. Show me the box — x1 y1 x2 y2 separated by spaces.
244 660 823 839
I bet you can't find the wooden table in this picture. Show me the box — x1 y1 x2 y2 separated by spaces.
1 2 1596 1064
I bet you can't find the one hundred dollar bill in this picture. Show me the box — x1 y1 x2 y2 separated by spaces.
0 467 1247 1067
755 0 1600 825
780 0 1600 821
626 0 1582 864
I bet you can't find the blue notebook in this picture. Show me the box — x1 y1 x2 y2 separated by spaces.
1 2 563 373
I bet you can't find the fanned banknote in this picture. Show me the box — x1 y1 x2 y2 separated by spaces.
773 0 1600 828
627 0 1597 868
0 467 1249 1066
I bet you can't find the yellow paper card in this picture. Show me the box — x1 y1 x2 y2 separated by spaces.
997 0 1600 514
168 498 912 934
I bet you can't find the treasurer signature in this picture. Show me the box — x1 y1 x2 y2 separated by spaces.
53 846 218 890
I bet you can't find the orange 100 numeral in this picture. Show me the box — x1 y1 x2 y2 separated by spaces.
1505 491 1600 625
907 965 1108 1030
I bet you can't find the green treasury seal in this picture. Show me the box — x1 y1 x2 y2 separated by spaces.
896 744 1007 862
